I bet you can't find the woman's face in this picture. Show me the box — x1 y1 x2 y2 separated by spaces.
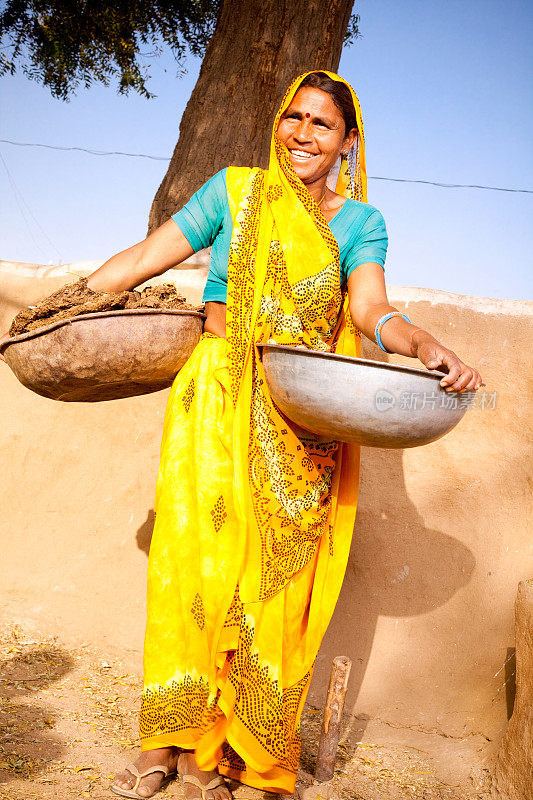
277 86 357 186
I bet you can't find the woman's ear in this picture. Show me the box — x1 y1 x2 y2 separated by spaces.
343 127 358 155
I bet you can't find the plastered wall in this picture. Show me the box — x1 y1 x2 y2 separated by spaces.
1 261 531 777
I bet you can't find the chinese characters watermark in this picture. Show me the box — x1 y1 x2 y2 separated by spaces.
374 389 498 412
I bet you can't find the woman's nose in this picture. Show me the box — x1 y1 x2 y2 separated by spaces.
293 120 313 142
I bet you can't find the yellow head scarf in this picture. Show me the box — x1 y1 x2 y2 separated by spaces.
270 69 367 203
224 70 365 606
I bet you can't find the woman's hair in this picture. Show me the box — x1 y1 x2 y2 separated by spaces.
297 72 357 136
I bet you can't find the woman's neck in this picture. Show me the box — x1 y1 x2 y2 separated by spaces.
304 177 328 205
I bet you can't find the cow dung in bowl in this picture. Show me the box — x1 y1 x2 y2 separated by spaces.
1 308 205 402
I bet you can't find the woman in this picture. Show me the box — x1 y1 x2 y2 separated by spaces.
40 71 484 799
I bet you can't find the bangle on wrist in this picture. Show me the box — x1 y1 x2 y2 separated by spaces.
375 311 411 353
409 327 426 357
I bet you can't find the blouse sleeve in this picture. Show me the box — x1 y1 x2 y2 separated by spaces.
344 207 388 279
172 169 227 252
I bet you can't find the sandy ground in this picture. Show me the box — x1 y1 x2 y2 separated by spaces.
0 625 494 800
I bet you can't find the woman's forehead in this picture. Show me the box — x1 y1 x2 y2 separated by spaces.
284 86 342 120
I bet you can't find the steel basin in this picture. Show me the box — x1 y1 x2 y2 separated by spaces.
0 308 205 402
258 343 475 449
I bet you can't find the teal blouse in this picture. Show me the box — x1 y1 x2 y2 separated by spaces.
172 169 388 303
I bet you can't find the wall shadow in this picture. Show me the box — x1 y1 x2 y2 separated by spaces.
308 444 476 750
0 646 75 783
136 508 155 556
504 647 516 720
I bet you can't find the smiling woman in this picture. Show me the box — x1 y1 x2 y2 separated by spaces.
277 76 358 199
72 70 486 800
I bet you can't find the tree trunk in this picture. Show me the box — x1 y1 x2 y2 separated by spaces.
148 0 355 231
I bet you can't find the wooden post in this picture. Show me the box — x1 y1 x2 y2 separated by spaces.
314 656 352 783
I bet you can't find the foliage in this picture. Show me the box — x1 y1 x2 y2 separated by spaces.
0 0 221 99
344 10 360 47
0 1 360 101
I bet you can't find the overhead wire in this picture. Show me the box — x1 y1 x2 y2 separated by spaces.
0 138 169 161
368 175 533 195
1 138 532 194
0 151 64 260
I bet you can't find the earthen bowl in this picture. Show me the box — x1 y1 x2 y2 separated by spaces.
0 309 205 402
258 342 475 449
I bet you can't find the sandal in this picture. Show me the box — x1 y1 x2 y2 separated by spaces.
181 773 227 799
110 762 177 798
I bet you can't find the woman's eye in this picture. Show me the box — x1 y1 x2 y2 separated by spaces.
282 113 329 128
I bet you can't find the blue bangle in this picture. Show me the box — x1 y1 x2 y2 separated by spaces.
375 312 411 352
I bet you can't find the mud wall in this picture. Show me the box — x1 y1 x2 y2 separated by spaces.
1 261 531 771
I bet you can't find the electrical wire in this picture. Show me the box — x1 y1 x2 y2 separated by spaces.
368 175 532 194
0 151 63 260
0 137 532 194
0 138 168 161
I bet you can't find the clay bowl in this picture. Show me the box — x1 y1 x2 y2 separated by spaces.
0 309 205 402
258 343 475 449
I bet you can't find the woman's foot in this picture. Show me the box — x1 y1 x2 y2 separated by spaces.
111 746 179 798
178 752 232 799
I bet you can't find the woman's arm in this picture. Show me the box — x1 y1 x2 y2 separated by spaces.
1 168 226 353
86 219 194 293
347 263 483 392
0 220 193 361
88 170 227 293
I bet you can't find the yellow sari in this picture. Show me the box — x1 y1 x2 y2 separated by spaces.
140 71 367 794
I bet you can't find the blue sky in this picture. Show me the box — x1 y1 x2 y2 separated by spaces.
1 0 531 301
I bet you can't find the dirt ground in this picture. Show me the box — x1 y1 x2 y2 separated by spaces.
0 625 495 800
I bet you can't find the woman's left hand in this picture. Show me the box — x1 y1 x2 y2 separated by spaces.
415 336 484 392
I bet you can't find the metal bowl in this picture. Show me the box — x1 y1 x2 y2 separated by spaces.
0 308 205 402
258 343 475 449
